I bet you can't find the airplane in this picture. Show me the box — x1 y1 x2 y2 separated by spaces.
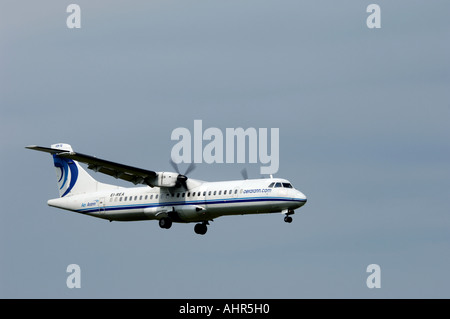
26 143 307 235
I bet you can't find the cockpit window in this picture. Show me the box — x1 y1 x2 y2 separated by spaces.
275 182 282 188
282 183 293 188
268 182 275 188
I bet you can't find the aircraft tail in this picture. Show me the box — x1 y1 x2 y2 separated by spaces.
27 143 120 197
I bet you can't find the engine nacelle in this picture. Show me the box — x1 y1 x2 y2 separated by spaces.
154 172 178 187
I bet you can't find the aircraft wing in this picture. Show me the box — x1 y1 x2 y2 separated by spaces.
26 145 158 186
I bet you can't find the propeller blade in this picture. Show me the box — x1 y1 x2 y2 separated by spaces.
184 162 196 176
170 159 196 190
241 168 248 180
170 159 196 176
177 174 188 190
169 159 180 174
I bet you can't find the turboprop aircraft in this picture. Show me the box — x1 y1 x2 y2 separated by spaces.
26 143 307 235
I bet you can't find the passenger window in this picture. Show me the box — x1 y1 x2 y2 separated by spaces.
213 191 216 196
218 190 222 195
182 193 185 197
124 197 127 201
145 195 148 200
208 191 211 196
234 189 238 194
177 193 180 197
187 192 190 197
134 196 137 200
203 191 207 196
119 197 123 201
155 194 158 199
192 192 196 196
139 195 142 200
224 190 227 195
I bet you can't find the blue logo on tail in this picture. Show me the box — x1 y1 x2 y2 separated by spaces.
53 155 79 197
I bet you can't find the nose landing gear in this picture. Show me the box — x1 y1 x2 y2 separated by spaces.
283 209 295 223
284 216 293 223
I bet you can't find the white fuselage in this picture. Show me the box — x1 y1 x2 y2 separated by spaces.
47 178 307 223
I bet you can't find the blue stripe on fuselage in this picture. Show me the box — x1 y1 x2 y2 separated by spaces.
77 196 306 214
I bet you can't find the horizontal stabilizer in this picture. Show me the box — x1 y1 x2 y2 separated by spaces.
26 145 69 154
27 145 158 187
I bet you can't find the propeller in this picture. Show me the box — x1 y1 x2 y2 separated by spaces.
170 159 196 189
240 168 248 180
241 168 271 180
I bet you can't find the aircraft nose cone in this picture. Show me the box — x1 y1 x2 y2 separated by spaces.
297 191 307 204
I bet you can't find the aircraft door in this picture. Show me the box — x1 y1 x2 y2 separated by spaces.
201 189 207 205
203 188 212 210
98 197 106 214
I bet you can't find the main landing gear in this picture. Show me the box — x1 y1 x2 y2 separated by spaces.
159 218 209 235
194 221 208 235
159 217 172 229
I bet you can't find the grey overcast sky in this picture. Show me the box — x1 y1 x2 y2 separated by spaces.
1 1 449 298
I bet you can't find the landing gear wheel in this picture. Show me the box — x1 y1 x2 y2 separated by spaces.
194 223 208 235
284 216 293 223
159 218 172 229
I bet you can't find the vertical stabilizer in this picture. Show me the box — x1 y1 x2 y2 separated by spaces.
27 143 121 197
51 143 102 197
